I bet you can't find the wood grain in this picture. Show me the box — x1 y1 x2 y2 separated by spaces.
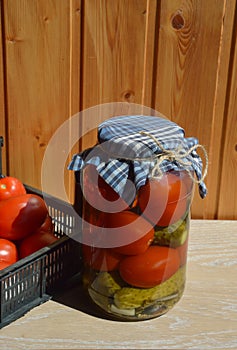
0 1 236 218
218 15 237 219
66 0 82 203
0 220 236 349
0 1 6 175
80 0 155 150
2 0 81 200
207 0 236 219
153 0 236 219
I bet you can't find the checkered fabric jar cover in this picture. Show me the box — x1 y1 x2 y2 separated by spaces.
68 115 207 200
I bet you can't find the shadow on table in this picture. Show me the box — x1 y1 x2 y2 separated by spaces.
51 273 124 322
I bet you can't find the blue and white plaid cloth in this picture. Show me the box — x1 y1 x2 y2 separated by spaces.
68 115 207 199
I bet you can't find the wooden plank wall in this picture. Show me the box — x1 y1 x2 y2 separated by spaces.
0 1 6 175
0 0 236 219
153 0 236 219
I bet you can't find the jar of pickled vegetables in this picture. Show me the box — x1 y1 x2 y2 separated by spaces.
68 115 208 320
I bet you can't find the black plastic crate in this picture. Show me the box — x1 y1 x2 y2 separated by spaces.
0 184 82 329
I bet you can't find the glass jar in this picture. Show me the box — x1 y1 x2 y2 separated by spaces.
68 115 207 321
81 166 193 320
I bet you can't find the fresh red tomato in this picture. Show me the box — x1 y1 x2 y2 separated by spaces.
83 165 129 213
82 245 122 271
105 211 154 255
0 238 18 265
0 261 13 270
138 172 188 227
19 230 58 259
0 176 26 200
119 246 180 288
0 194 48 240
35 214 54 234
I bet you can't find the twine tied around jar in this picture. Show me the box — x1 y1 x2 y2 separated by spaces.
139 131 208 185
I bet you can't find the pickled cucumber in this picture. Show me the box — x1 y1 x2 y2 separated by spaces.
88 288 111 311
153 218 188 247
114 266 186 309
91 271 123 297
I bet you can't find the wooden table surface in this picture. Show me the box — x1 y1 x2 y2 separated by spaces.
0 220 236 349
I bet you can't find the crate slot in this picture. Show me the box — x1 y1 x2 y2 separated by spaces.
1 258 45 322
